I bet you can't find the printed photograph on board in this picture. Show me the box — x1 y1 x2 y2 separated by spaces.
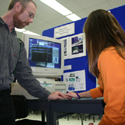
69 33 86 58
71 36 83 55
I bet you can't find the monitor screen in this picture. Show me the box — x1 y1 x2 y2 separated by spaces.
23 34 64 78
28 38 61 69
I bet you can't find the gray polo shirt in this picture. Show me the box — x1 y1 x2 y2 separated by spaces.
0 17 51 100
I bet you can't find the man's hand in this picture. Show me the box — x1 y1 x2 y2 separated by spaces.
47 91 66 100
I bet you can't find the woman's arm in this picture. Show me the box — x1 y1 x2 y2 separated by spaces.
65 90 91 99
79 91 91 98
65 86 103 99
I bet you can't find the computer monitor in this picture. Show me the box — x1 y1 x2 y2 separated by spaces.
23 34 64 78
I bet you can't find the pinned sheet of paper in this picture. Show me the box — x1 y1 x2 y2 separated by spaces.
64 65 72 70
54 23 75 38
63 70 86 91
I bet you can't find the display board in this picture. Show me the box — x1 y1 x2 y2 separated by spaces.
42 5 125 93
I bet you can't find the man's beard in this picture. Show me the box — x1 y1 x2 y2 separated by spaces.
13 8 29 28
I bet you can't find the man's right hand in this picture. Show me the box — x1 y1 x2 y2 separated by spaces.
47 91 66 100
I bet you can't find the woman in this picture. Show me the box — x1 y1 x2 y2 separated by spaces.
66 9 125 125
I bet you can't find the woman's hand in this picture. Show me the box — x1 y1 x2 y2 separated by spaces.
65 91 78 99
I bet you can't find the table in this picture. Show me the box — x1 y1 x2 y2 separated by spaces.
27 98 105 125
27 99 50 124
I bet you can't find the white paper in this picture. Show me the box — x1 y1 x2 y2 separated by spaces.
60 37 70 59
63 70 86 91
54 23 75 38
64 65 72 70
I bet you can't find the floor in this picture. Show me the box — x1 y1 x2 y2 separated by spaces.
18 111 102 125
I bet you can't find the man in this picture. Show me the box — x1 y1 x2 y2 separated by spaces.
0 0 65 124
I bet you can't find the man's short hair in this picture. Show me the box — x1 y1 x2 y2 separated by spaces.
8 0 37 10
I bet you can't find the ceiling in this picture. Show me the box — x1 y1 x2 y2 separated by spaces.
0 0 125 39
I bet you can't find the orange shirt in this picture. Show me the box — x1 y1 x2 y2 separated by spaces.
90 47 125 125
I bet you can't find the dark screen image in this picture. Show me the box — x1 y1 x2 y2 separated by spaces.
28 38 61 69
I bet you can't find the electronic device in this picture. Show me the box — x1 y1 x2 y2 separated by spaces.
23 34 64 78
11 78 67 100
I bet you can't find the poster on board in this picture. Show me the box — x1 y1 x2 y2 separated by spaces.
54 23 75 38
60 37 70 59
63 70 86 92
69 33 86 58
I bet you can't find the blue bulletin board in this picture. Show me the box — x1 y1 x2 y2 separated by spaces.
42 5 125 93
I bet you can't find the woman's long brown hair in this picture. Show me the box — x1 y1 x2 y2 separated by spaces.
84 9 125 78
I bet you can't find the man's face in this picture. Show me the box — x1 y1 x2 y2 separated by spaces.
13 8 29 28
13 2 36 28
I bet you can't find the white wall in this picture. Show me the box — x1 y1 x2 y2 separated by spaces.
16 32 24 41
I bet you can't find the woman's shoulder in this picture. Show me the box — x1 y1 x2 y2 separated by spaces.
98 46 125 64
101 47 116 55
98 47 116 60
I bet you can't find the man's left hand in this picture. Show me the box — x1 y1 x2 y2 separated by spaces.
47 91 66 100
